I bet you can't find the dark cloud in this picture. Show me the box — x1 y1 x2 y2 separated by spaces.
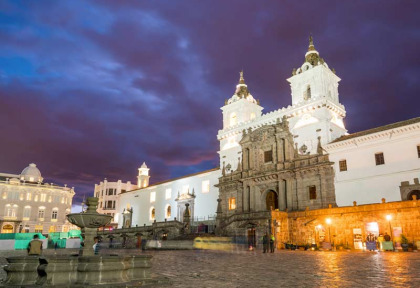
0 0 419 211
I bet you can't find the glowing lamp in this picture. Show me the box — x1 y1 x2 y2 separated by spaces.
386 215 392 221
326 218 332 225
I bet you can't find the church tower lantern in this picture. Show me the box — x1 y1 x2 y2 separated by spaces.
288 36 341 105
286 36 347 152
219 71 263 170
137 162 150 188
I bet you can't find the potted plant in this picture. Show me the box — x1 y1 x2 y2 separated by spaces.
401 234 409 252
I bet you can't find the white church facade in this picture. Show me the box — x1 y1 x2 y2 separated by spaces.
100 37 420 228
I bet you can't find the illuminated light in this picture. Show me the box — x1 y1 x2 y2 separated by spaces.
386 215 392 221
316 224 322 230
293 113 319 129
326 218 331 225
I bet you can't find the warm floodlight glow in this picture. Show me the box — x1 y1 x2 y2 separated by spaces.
316 224 322 230
326 218 331 225
386 214 392 221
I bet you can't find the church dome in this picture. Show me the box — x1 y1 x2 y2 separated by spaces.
20 163 43 183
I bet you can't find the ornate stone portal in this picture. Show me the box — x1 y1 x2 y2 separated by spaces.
175 190 195 221
215 117 336 238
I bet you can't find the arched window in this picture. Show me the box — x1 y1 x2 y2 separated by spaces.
407 190 420 201
166 205 171 218
230 113 237 126
150 207 155 221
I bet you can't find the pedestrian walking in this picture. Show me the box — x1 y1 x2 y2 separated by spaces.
383 232 391 242
27 234 43 256
269 234 275 253
262 234 268 253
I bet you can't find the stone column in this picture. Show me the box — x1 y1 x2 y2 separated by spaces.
80 227 97 256
278 179 286 211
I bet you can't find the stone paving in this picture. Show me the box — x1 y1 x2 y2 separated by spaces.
1 249 420 287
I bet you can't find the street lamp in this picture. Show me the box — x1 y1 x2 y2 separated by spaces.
386 214 393 241
326 218 332 248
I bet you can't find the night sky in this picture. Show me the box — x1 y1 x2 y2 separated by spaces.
1 1 419 211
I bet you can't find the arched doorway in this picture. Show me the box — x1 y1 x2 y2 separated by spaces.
266 190 279 210
408 190 420 200
1 224 14 234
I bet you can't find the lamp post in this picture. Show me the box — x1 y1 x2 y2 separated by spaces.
316 224 322 248
386 214 393 242
326 218 332 249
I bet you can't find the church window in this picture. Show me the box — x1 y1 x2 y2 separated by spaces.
417 145 420 158
309 186 317 200
264 150 273 163
304 85 311 100
202 180 210 193
40 193 46 202
375 153 385 165
26 192 31 201
339 160 347 172
106 200 113 208
150 192 156 203
166 205 171 218
230 113 237 126
150 207 155 220
228 197 236 210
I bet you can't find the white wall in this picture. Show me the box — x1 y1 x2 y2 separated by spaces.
326 124 420 206
118 169 221 227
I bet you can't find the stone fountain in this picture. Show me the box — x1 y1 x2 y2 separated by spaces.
66 197 113 256
1 197 153 287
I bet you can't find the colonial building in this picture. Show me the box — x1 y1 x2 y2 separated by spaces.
0 163 75 234
94 175 137 227
99 37 419 235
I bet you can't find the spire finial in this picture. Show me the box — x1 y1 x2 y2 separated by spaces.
239 70 245 84
308 34 315 51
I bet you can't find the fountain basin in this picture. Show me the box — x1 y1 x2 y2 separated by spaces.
1 254 153 287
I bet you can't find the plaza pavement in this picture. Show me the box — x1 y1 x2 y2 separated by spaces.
1 248 419 287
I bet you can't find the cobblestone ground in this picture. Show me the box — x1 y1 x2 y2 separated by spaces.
1 249 420 287
148 249 420 288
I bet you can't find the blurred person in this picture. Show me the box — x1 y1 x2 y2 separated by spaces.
27 234 43 256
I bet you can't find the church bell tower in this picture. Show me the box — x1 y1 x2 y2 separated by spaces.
287 36 347 152
218 71 263 171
